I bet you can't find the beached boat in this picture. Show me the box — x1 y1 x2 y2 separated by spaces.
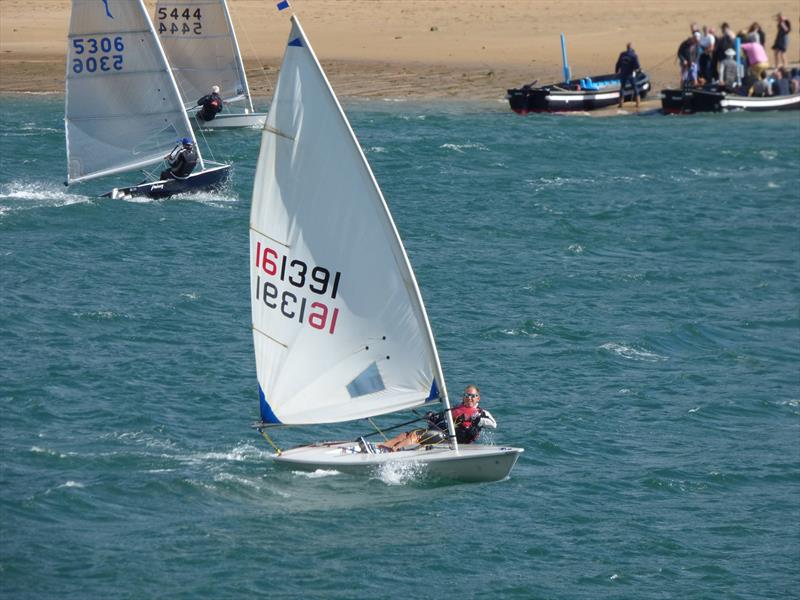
65 0 230 199
661 87 800 114
507 72 651 114
249 13 523 483
155 0 267 129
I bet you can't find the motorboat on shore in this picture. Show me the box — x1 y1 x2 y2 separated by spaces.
507 72 651 114
661 87 800 114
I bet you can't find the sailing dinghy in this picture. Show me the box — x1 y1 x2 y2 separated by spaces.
156 0 268 129
65 0 230 199
250 14 523 483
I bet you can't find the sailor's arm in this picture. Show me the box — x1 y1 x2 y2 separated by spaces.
477 409 497 429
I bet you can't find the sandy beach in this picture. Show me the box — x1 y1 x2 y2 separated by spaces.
1 0 798 104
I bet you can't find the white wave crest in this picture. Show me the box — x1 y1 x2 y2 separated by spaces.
115 189 238 206
600 343 667 362
191 443 272 463
0 181 93 214
374 459 426 485
30 446 71 458
214 472 262 489
293 469 340 478
440 142 487 153
759 150 778 161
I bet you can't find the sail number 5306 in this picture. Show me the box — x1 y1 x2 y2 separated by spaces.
71 37 124 73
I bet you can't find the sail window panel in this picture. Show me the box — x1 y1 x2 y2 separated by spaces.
346 362 386 398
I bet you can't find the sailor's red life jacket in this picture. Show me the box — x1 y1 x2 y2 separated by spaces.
451 405 480 428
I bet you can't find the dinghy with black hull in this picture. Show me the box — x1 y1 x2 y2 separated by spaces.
65 0 230 199
507 71 651 114
249 11 522 483
661 87 800 114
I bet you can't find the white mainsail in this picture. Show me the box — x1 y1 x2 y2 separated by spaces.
250 16 448 425
155 0 254 111
65 0 199 184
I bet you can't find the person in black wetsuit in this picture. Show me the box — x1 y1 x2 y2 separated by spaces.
196 85 223 122
615 42 641 109
160 138 198 180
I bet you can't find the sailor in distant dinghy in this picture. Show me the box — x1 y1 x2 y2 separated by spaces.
160 138 198 180
196 85 224 121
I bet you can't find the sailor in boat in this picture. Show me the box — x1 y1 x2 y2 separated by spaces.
196 85 224 122
160 138 198 181
377 385 497 452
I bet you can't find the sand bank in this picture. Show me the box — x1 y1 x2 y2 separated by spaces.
1 0 797 103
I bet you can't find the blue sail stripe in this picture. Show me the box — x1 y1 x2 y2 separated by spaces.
258 384 282 424
426 378 439 401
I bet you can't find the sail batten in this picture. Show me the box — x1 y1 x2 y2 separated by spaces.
248 226 290 248
249 16 447 426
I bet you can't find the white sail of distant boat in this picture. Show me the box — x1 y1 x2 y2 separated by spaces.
249 14 522 482
65 0 230 199
155 0 267 129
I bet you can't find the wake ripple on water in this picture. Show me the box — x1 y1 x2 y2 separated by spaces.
0 181 93 215
114 188 239 207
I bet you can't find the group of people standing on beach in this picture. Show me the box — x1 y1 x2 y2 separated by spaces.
677 14 798 97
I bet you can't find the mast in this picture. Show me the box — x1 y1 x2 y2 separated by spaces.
147 0 205 170
221 0 255 112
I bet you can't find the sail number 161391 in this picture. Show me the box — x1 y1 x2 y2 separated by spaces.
254 242 342 335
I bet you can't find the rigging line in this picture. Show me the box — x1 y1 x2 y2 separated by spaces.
359 414 428 438
650 51 679 71
164 60 218 163
367 417 389 442
228 2 274 96
257 427 282 455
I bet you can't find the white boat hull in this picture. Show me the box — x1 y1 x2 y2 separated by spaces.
273 441 523 483
195 112 267 129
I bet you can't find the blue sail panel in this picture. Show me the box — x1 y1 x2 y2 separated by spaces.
259 385 282 424
426 378 440 401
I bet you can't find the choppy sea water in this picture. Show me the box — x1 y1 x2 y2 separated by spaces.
1 95 799 599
